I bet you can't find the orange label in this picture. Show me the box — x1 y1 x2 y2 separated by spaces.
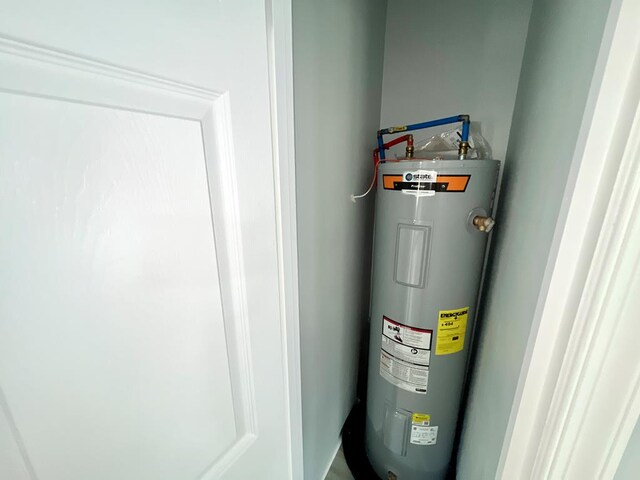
382 174 470 192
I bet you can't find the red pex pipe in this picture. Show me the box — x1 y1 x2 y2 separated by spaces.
374 134 413 159
372 134 414 186
351 135 415 201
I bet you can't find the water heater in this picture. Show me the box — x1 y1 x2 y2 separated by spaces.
363 119 499 479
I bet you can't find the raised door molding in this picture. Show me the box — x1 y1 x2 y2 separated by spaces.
0 34 258 478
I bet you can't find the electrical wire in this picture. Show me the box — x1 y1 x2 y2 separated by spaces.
350 159 379 202
350 134 413 202
351 150 381 202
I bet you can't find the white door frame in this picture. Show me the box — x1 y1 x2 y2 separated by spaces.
498 0 640 477
0 2 303 477
267 1 304 479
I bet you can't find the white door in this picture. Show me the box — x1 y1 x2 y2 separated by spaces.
0 2 294 479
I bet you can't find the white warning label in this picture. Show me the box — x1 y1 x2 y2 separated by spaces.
381 335 431 365
411 425 438 446
380 316 432 394
380 351 429 394
382 316 432 350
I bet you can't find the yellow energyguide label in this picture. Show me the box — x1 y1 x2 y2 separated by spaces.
412 413 431 425
435 307 469 355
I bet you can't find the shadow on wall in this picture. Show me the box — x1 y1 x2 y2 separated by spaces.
458 0 614 477
292 0 388 479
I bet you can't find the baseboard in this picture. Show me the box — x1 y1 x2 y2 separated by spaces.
319 441 343 480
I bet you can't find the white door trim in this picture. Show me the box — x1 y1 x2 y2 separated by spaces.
266 1 304 479
498 0 640 477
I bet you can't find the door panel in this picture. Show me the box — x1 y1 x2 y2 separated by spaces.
1 94 236 480
0 2 290 479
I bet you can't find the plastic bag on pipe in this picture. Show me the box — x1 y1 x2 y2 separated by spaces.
397 124 492 159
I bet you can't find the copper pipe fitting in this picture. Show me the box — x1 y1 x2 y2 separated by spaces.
473 215 495 232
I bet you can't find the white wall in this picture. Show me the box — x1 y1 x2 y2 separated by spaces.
380 0 534 161
458 0 613 478
292 1 387 479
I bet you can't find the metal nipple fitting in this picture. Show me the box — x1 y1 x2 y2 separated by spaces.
405 134 415 158
458 140 470 160
473 215 495 232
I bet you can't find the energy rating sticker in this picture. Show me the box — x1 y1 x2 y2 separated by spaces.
435 307 469 355
410 412 436 445
412 413 431 426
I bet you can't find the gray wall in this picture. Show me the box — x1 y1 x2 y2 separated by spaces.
380 0 534 161
615 420 640 480
292 1 387 479
458 0 613 478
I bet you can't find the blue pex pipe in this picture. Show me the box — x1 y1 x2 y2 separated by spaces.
377 114 470 160
461 118 470 142
377 134 385 158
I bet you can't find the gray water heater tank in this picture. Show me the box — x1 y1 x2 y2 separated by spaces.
365 158 499 480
